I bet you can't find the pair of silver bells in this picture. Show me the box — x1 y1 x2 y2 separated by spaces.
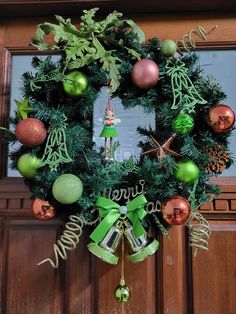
87 207 159 265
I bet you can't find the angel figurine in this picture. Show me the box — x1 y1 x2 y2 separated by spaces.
99 97 121 160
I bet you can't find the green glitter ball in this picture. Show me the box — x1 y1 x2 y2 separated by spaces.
172 113 194 135
52 174 83 204
175 160 200 184
160 39 177 57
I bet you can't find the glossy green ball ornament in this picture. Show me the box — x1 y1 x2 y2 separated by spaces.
52 174 83 204
160 39 177 57
175 160 200 184
114 280 131 304
63 71 89 97
17 153 41 178
172 113 194 135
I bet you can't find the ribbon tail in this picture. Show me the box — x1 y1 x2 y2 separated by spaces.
90 210 120 243
132 215 147 238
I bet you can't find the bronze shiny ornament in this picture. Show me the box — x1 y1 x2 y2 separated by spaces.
161 195 190 225
32 198 55 220
142 133 181 160
208 104 235 133
131 59 159 89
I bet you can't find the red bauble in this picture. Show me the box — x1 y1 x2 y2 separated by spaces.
131 59 159 89
16 118 47 147
161 196 190 225
208 104 235 133
32 198 55 220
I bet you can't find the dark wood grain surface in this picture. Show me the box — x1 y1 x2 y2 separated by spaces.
0 0 236 17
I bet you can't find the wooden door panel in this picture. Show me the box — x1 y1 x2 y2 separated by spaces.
192 220 236 314
0 218 64 314
93 252 158 314
162 227 188 314
65 236 95 314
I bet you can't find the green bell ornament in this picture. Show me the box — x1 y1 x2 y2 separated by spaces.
172 113 194 135
87 195 159 264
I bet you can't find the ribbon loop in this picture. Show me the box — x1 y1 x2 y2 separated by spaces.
89 194 148 243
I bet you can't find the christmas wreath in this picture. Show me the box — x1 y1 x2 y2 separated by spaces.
2 8 235 304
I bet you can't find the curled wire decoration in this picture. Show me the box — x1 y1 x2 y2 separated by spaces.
176 25 218 51
122 159 140 174
187 211 211 257
38 214 99 269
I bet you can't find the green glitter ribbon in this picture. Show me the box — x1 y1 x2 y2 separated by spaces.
40 114 72 171
90 194 148 243
166 59 207 114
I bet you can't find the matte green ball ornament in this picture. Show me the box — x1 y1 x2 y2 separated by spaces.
160 39 178 57
175 160 200 184
172 113 194 135
17 153 41 178
52 174 83 204
63 71 89 97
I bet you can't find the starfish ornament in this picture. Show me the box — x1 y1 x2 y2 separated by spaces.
15 98 32 119
142 133 181 160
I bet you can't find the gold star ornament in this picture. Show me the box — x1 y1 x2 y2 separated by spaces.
142 133 181 160
15 98 32 119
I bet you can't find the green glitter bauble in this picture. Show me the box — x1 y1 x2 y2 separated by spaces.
160 39 177 57
63 71 89 97
172 113 194 135
175 160 200 184
52 174 83 204
17 153 41 178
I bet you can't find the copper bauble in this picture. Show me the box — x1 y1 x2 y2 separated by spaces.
32 198 55 220
131 59 159 89
16 118 47 147
208 104 235 133
161 196 190 225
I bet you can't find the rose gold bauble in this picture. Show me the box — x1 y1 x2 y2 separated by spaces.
161 195 190 225
208 104 235 133
32 198 55 220
131 59 159 89
16 118 47 147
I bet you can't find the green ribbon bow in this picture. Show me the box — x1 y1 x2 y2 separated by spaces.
90 194 148 244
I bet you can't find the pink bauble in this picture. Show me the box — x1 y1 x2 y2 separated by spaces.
131 59 159 89
16 118 47 147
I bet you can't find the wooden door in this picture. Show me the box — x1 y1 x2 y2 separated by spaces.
1 15 236 314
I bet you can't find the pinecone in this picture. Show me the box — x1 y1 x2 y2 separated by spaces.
205 145 230 174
